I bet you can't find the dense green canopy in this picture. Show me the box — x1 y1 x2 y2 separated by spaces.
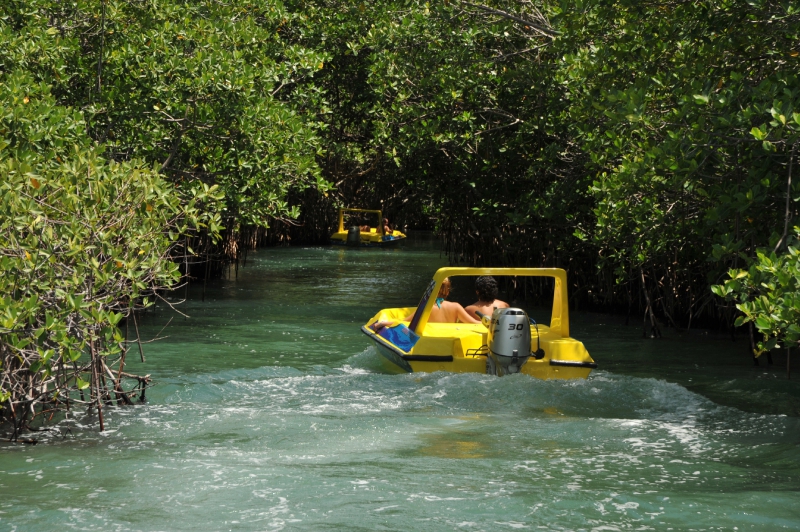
1 0 798 434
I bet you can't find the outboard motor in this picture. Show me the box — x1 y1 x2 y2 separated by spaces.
484 308 532 376
346 226 361 246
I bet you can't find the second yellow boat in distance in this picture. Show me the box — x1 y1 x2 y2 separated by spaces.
330 207 407 247
361 267 597 380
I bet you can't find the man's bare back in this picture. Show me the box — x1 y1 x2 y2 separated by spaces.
465 276 510 320
465 300 509 320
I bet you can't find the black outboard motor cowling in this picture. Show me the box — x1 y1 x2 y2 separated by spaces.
486 308 532 376
346 226 361 246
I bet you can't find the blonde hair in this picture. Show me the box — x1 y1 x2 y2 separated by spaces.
437 277 451 298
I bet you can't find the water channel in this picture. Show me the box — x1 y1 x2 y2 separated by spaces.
2 237 799 530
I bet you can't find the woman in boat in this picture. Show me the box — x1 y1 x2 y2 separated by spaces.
421 277 480 324
465 276 509 320
372 279 479 331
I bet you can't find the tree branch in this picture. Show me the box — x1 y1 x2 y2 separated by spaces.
774 142 797 253
462 2 560 38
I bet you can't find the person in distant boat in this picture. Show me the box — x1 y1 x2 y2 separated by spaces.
404 277 479 324
382 217 392 235
465 276 509 320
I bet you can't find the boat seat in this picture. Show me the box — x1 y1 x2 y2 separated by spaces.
415 323 487 358
420 323 485 338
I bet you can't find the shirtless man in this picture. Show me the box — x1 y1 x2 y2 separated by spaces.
465 276 509 320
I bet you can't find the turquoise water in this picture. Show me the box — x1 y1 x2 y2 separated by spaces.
2 238 799 530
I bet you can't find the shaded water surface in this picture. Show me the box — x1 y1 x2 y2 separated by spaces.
2 239 799 530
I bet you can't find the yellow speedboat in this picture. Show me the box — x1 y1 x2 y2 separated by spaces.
362 267 596 379
330 208 407 247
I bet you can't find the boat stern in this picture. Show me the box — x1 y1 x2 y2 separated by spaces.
523 336 597 380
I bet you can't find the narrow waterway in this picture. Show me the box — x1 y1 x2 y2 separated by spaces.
2 237 799 531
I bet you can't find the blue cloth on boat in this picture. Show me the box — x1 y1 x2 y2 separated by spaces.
378 324 420 352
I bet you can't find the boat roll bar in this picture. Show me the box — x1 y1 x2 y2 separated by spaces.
408 267 571 338
337 208 386 236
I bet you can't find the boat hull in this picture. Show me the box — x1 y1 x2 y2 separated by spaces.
330 235 406 248
362 324 596 380
368 333 414 374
